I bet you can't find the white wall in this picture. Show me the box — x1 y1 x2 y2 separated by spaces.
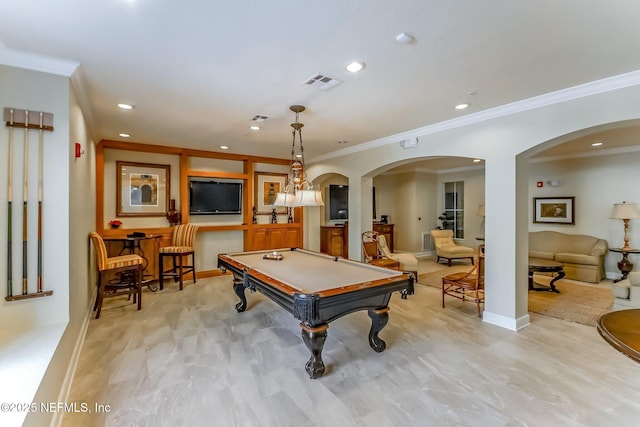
0 64 95 427
436 168 486 249
0 65 70 327
373 167 483 253
307 76 640 331
27 77 97 427
529 152 640 276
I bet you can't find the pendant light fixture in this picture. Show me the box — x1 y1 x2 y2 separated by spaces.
273 105 324 208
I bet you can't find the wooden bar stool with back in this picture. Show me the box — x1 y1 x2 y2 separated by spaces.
159 224 198 290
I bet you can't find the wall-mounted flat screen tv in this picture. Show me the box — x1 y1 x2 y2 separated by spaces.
328 185 349 221
189 178 242 215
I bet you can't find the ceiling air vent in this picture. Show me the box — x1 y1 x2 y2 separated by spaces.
251 115 269 122
302 73 343 91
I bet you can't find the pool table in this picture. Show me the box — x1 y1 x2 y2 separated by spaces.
218 248 414 379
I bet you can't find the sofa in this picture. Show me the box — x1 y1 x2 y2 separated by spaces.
612 272 640 309
529 231 608 283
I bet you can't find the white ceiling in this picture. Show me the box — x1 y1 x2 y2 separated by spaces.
1 1 640 163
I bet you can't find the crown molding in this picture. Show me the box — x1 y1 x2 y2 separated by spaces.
0 42 78 76
312 69 640 163
529 144 640 164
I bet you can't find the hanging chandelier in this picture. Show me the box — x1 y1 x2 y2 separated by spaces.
273 105 324 208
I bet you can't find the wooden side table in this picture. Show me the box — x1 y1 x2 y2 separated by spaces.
609 248 640 283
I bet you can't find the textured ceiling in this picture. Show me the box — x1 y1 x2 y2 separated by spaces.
1 1 640 162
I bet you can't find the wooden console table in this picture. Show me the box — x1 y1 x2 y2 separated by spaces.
320 224 348 258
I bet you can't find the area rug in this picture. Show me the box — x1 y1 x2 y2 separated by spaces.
527 275 613 326
418 268 613 326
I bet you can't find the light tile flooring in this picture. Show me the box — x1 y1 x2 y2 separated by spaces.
63 262 640 427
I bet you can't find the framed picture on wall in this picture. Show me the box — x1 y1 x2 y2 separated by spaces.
116 161 170 216
533 196 575 224
254 172 288 214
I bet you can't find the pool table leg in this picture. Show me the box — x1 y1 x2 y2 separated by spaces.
233 278 247 312
368 307 390 352
300 323 328 379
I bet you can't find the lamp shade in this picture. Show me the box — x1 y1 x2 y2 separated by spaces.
294 190 325 207
273 192 296 207
610 202 640 219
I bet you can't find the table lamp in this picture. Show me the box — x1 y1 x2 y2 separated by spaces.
610 201 640 250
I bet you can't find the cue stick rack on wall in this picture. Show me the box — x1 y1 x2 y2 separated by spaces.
3 107 54 301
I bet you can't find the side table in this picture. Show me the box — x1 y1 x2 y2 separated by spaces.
369 258 400 270
609 248 640 283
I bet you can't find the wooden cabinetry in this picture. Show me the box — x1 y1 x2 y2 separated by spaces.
373 223 394 253
320 225 348 258
246 224 302 251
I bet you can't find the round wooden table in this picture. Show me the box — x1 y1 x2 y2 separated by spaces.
597 309 640 363
528 257 564 293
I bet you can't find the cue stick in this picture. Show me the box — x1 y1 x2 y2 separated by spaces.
37 112 43 293
6 109 14 298
22 110 29 295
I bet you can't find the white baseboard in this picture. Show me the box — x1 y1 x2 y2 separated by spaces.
51 288 96 427
483 310 530 331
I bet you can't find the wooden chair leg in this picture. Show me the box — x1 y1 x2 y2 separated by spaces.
172 255 178 282
178 254 184 290
159 253 165 290
136 265 142 311
95 273 105 319
192 254 197 284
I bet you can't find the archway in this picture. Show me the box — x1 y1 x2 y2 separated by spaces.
517 119 640 322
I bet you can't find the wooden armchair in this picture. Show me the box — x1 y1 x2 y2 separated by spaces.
376 234 418 280
441 244 485 317
362 231 385 262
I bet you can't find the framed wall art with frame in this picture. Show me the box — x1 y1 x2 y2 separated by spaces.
254 172 288 214
533 196 575 224
116 161 170 217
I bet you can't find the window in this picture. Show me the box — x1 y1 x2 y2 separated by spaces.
444 181 464 239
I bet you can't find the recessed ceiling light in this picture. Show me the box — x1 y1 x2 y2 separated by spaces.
250 125 260 131
592 141 603 147
117 103 134 110
220 145 229 150
473 159 481 163
119 133 130 138
345 61 365 73
455 103 469 110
